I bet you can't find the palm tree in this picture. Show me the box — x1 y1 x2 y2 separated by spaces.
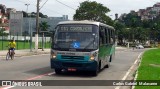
39 21 50 51
39 21 50 32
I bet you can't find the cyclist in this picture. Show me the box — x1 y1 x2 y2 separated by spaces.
8 39 16 55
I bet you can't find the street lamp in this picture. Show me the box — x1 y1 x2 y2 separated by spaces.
25 4 32 52
25 4 30 14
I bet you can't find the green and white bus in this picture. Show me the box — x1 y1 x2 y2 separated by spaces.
50 20 115 76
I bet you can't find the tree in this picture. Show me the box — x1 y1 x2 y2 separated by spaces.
114 21 126 44
73 1 113 25
39 12 48 18
0 5 6 15
0 28 9 36
122 13 142 28
39 21 50 51
22 11 28 17
39 21 50 32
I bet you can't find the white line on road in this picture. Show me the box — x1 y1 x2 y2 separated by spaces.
0 86 15 89
115 52 143 89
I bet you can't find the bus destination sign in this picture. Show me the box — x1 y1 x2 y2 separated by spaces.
59 26 92 32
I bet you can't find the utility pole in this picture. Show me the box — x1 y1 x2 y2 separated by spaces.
35 0 40 52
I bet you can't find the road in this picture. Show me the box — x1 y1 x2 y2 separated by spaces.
0 48 146 89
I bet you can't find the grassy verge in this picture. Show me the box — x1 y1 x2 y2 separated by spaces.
135 49 160 89
0 40 51 50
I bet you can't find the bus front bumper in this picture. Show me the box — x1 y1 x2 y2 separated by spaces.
50 59 98 71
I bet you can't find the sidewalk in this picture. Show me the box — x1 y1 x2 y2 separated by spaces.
116 46 127 51
0 49 50 58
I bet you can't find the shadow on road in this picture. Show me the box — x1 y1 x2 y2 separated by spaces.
24 66 53 75
52 68 107 78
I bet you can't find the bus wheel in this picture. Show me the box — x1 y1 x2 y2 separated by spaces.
55 69 62 74
91 65 99 76
105 55 111 68
91 70 98 76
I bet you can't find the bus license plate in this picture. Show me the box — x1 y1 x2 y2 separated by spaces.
68 68 76 71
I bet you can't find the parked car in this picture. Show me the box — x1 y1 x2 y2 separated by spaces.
136 44 144 49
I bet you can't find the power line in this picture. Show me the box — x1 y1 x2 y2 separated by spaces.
13 0 63 15
14 0 35 6
55 0 76 10
42 8 63 15
40 0 49 10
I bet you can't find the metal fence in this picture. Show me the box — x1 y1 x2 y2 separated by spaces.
0 34 51 50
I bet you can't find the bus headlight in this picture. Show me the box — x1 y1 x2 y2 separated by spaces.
51 53 57 59
90 55 95 61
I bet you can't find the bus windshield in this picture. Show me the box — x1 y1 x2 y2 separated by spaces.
53 24 98 51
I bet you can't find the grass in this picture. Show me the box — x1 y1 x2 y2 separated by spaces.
135 49 160 89
0 40 51 50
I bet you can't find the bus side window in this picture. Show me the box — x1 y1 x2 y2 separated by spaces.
99 26 106 46
105 28 109 44
102 27 106 44
107 29 110 44
110 30 112 44
111 30 115 44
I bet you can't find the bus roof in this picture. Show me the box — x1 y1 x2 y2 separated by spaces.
57 20 115 30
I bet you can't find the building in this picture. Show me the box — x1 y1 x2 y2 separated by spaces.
6 8 16 18
0 4 9 33
22 15 69 36
9 11 23 36
137 2 160 20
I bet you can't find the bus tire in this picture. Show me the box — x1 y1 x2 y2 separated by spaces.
55 69 61 74
104 63 110 68
91 64 99 76
91 70 98 76
105 55 111 68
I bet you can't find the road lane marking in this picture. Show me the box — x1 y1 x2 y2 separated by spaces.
0 72 55 89
0 86 14 89
115 52 143 89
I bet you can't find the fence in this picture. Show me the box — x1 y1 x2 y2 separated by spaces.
0 35 51 50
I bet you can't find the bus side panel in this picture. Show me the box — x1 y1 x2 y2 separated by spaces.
99 44 115 67
109 44 116 62
99 45 110 68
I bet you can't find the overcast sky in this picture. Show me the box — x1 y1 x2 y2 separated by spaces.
1 0 159 20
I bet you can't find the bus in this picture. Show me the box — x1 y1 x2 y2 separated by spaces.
50 20 115 76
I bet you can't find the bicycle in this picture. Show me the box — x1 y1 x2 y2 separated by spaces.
6 47 15 60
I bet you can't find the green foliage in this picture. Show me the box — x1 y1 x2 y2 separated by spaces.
119 12 160 43
0 28 9 36
122 13 142 28
22 11 47 18
73 1 113 25
39 21 50 32
22 11 28 17
113 21 126 44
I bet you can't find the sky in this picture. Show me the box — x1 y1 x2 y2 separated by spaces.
1 0 160 20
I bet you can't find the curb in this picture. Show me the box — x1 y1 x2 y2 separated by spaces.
0 51 50 59
115 52 144 89
131 52 143 89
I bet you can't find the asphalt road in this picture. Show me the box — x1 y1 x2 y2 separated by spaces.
0 48 146 89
